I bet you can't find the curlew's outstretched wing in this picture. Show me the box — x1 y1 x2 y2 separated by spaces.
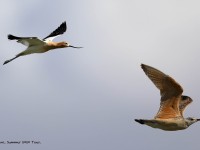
141 64 183 119
43 21 67 41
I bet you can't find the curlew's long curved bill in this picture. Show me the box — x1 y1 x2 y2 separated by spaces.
68 45 83 49
197 119 200 121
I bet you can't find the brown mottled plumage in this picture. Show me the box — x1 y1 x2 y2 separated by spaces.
135 64 200 131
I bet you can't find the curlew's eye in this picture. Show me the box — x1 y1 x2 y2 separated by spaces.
189 117 194 121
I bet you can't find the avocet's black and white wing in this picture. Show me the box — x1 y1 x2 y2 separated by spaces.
43 21 67 41
8 34 45 47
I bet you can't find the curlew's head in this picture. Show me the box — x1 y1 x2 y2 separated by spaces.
185 117 200 127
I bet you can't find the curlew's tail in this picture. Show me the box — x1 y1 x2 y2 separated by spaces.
135 119 145 124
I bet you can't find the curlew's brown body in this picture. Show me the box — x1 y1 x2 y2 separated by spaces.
135 64 200 131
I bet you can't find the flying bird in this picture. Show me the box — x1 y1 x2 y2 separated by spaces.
135 64 200 131
3 21 82 65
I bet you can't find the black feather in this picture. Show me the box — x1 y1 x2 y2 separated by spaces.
43 21 67 40
8 34 21 40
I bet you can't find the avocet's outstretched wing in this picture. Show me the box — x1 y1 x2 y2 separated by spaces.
8 34 45 47
43 21 67 41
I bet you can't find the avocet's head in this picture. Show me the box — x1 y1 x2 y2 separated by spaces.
64 42 70 47
185 117 200 127
65 42 83 49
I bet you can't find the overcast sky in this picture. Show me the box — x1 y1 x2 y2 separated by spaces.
1 0 200 150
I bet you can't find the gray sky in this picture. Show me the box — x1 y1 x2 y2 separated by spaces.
1 0 200 150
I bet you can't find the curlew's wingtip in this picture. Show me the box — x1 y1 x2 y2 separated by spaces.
141 63 146 69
